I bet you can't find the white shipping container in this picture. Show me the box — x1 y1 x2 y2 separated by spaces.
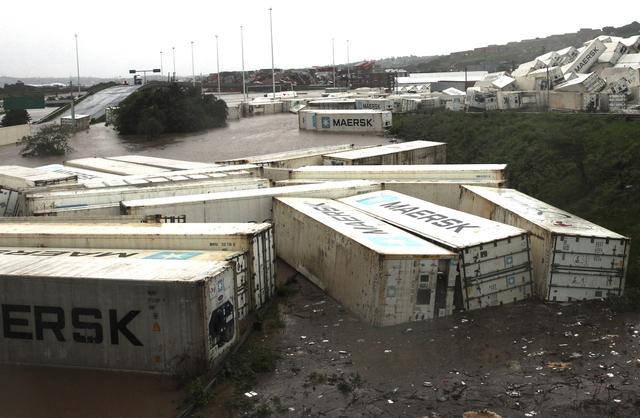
33 203 123 218
0 247 237 375
457 186 629 301
273 197 457 326
106 155 219 171
0 222 275 312
340 191 533 310
121 180 382 223
65 158 171 176
322 140 446 166
290 164 507 182
0 166 77 190
298 110 392 133
24 178 271 214
355 98 394 111
37 164 123 183
217 144 358 168
566 39 606 74
381 180 506 212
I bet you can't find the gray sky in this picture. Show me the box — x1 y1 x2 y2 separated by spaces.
1 0 637 78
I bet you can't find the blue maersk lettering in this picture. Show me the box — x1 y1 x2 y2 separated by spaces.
306 202 386 234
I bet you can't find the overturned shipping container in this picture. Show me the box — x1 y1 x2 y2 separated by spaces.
274 197 457 326
105 155 219 171
0 222 275 314
457 186 630 301
322 140 446 166
0 248 237 375
340 191 533 310
121 180 381 223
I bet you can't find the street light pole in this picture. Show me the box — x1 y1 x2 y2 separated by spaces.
269 7 276 99
346 39 350 90
74 33 80 94
241 25 247 101
215 34 221 94
160 51 163 77
172 46 176 81
191 41 195 87
332 38 336 87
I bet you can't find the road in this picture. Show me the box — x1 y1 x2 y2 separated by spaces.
61 85 141 119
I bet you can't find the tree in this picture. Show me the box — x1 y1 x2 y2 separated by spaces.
18 125 73 156
113 84 227 138
1 109 31 127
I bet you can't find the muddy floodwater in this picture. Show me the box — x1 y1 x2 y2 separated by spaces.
202 276 640 418
0 113 387 167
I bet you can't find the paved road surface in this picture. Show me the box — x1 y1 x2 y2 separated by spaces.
61 85 141 119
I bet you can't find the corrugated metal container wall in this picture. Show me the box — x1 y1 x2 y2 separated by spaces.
0 222 276 314
457 186 630 301
340 191 533 310
0 248 237 375
381 180 506 210
121 180 382 223
274 197 458 326
24 178 271 214
290 164 507 182
322 141 446 166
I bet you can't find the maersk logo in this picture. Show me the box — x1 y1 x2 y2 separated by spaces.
356 195 398 206
321 117 331 129
144 251 202 260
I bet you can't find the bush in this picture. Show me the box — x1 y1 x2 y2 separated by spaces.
114 84 227 138
2 109 31 127
18 125 73 156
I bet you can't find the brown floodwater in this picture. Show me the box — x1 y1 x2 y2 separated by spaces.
0 113 388 167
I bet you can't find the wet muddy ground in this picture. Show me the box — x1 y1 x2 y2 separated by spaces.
200 274 640 418
0 113 386 168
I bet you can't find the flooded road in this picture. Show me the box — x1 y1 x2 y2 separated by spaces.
0 113 387 167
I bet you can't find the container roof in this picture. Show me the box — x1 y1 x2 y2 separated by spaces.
404 71 488 82
275 197 455 257
340 191 526 248
323 141 445 161
65 157 170 176
0 247 230 281
462 186 627 238
0 165 77 189
122 180 379 208
295 164 506 173
220 144 356 164
106 155 218 171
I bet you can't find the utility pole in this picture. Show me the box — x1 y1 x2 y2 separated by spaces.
346 39 350 90
191 41 195 87
215 34 221 93
332 38 336 86
74 34 81 94
241 25 247 101
172 46 176 82
70 79 76 129
269 7 276 99
160 51 163 77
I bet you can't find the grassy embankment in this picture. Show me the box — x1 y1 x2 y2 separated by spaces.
392 111 640 299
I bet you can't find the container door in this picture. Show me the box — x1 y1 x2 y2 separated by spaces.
251 237 265 310
206 269 237 363
434 259 449 318
0 189 20 216
549 234 628 301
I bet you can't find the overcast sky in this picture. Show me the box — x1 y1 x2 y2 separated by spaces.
1 0 637 78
